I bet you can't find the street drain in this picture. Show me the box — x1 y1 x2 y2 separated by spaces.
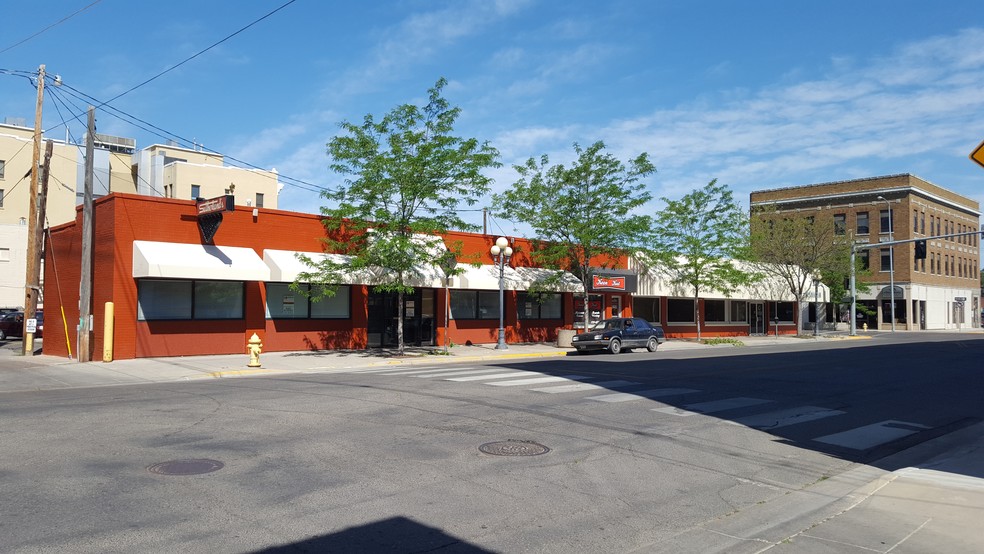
147 459 224 476
479 440 550 456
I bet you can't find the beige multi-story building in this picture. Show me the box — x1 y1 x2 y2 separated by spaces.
0 119 281 309
134 143 280 208
751 174 981 331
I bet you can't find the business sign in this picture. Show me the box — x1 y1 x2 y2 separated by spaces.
197 194 235 216
588 271 638 293
592 275 626 290
196 194 235 244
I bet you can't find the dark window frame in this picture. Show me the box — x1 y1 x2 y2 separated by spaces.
137 278 245 321
773 301 796 323
856 211 869 235
667 298 695 323
880 209 893 234
517 292 563 320
879 248 893 272
704 299 727 322
450 290 500 320
265 283 351 320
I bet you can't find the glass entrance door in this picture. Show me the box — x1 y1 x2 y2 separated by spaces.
750 302 765 335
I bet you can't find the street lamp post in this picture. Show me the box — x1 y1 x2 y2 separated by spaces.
813 270 821 337
877 195 896 332
490 237 513 350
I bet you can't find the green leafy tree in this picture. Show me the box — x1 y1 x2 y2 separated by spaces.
299 78 500 354
749 206 864 330
493 141 655 329
643 180 754 340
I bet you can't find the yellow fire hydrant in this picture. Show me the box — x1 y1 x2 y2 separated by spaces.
862 322 868 332
247 333 263 367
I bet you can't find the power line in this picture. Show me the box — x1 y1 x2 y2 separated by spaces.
96 0 297 108
50 80 329 195
0 1 103 57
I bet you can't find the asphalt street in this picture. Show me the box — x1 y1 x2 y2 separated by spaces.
0 332 982 553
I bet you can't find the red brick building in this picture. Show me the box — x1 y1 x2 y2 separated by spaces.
43 193 633 359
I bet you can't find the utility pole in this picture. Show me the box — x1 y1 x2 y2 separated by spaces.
23 141 53 355
23 64 45 356
79 107 95 363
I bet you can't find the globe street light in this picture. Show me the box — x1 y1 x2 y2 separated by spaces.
877 195 895 332
490 237 513 350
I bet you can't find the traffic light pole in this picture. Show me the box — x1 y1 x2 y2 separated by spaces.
849 227 984 336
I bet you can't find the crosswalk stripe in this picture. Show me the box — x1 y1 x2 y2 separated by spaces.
653 397 773 416
445 371 541 382
728 406 845 429
379 367 477 376
381 367 475 375
488 375 589 387
328 366 439 373
414 369 505 378
586 388 699 403
814 420 930 450
530 380 639 393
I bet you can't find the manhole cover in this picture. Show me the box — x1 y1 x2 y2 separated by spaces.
479 440 550 456
147 459 224 476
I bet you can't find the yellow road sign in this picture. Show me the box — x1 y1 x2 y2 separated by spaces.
971 139 984 169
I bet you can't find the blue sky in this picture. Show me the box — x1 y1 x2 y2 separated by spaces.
3 0 984 245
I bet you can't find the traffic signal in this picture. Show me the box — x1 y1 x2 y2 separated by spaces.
914 239 927 259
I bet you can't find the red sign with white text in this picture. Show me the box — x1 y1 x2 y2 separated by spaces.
592 275 626 291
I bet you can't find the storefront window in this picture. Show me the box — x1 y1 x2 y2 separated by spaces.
138 280 192 320
194 281 244 319
450 290 499 319
266 283 352 319
137 279 244 320
667 298 695 322
773 301 795 322
731 301 747 323
266 283 310 318
310 285 350 318
704 299 726 322
517 292 562 319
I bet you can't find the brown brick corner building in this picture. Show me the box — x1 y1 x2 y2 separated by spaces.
751 174 980 331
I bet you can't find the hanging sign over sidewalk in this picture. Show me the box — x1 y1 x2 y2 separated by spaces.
196 194 235 243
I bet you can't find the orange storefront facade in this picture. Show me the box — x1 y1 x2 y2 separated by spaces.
43 194 633 360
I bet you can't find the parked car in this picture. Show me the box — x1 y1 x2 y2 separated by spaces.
0 311 43 340
571 317 664 354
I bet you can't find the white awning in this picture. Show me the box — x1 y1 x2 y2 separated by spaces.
263 249 445 288
452 264 523 290
264 250 366 284
513 267 583 292
133 240 270 281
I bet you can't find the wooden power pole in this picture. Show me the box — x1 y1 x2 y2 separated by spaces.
23 64 45 356
78 107 95 362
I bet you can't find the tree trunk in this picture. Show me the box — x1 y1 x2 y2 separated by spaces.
694 293 702 341
397 289 405 355
582 290 590 330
